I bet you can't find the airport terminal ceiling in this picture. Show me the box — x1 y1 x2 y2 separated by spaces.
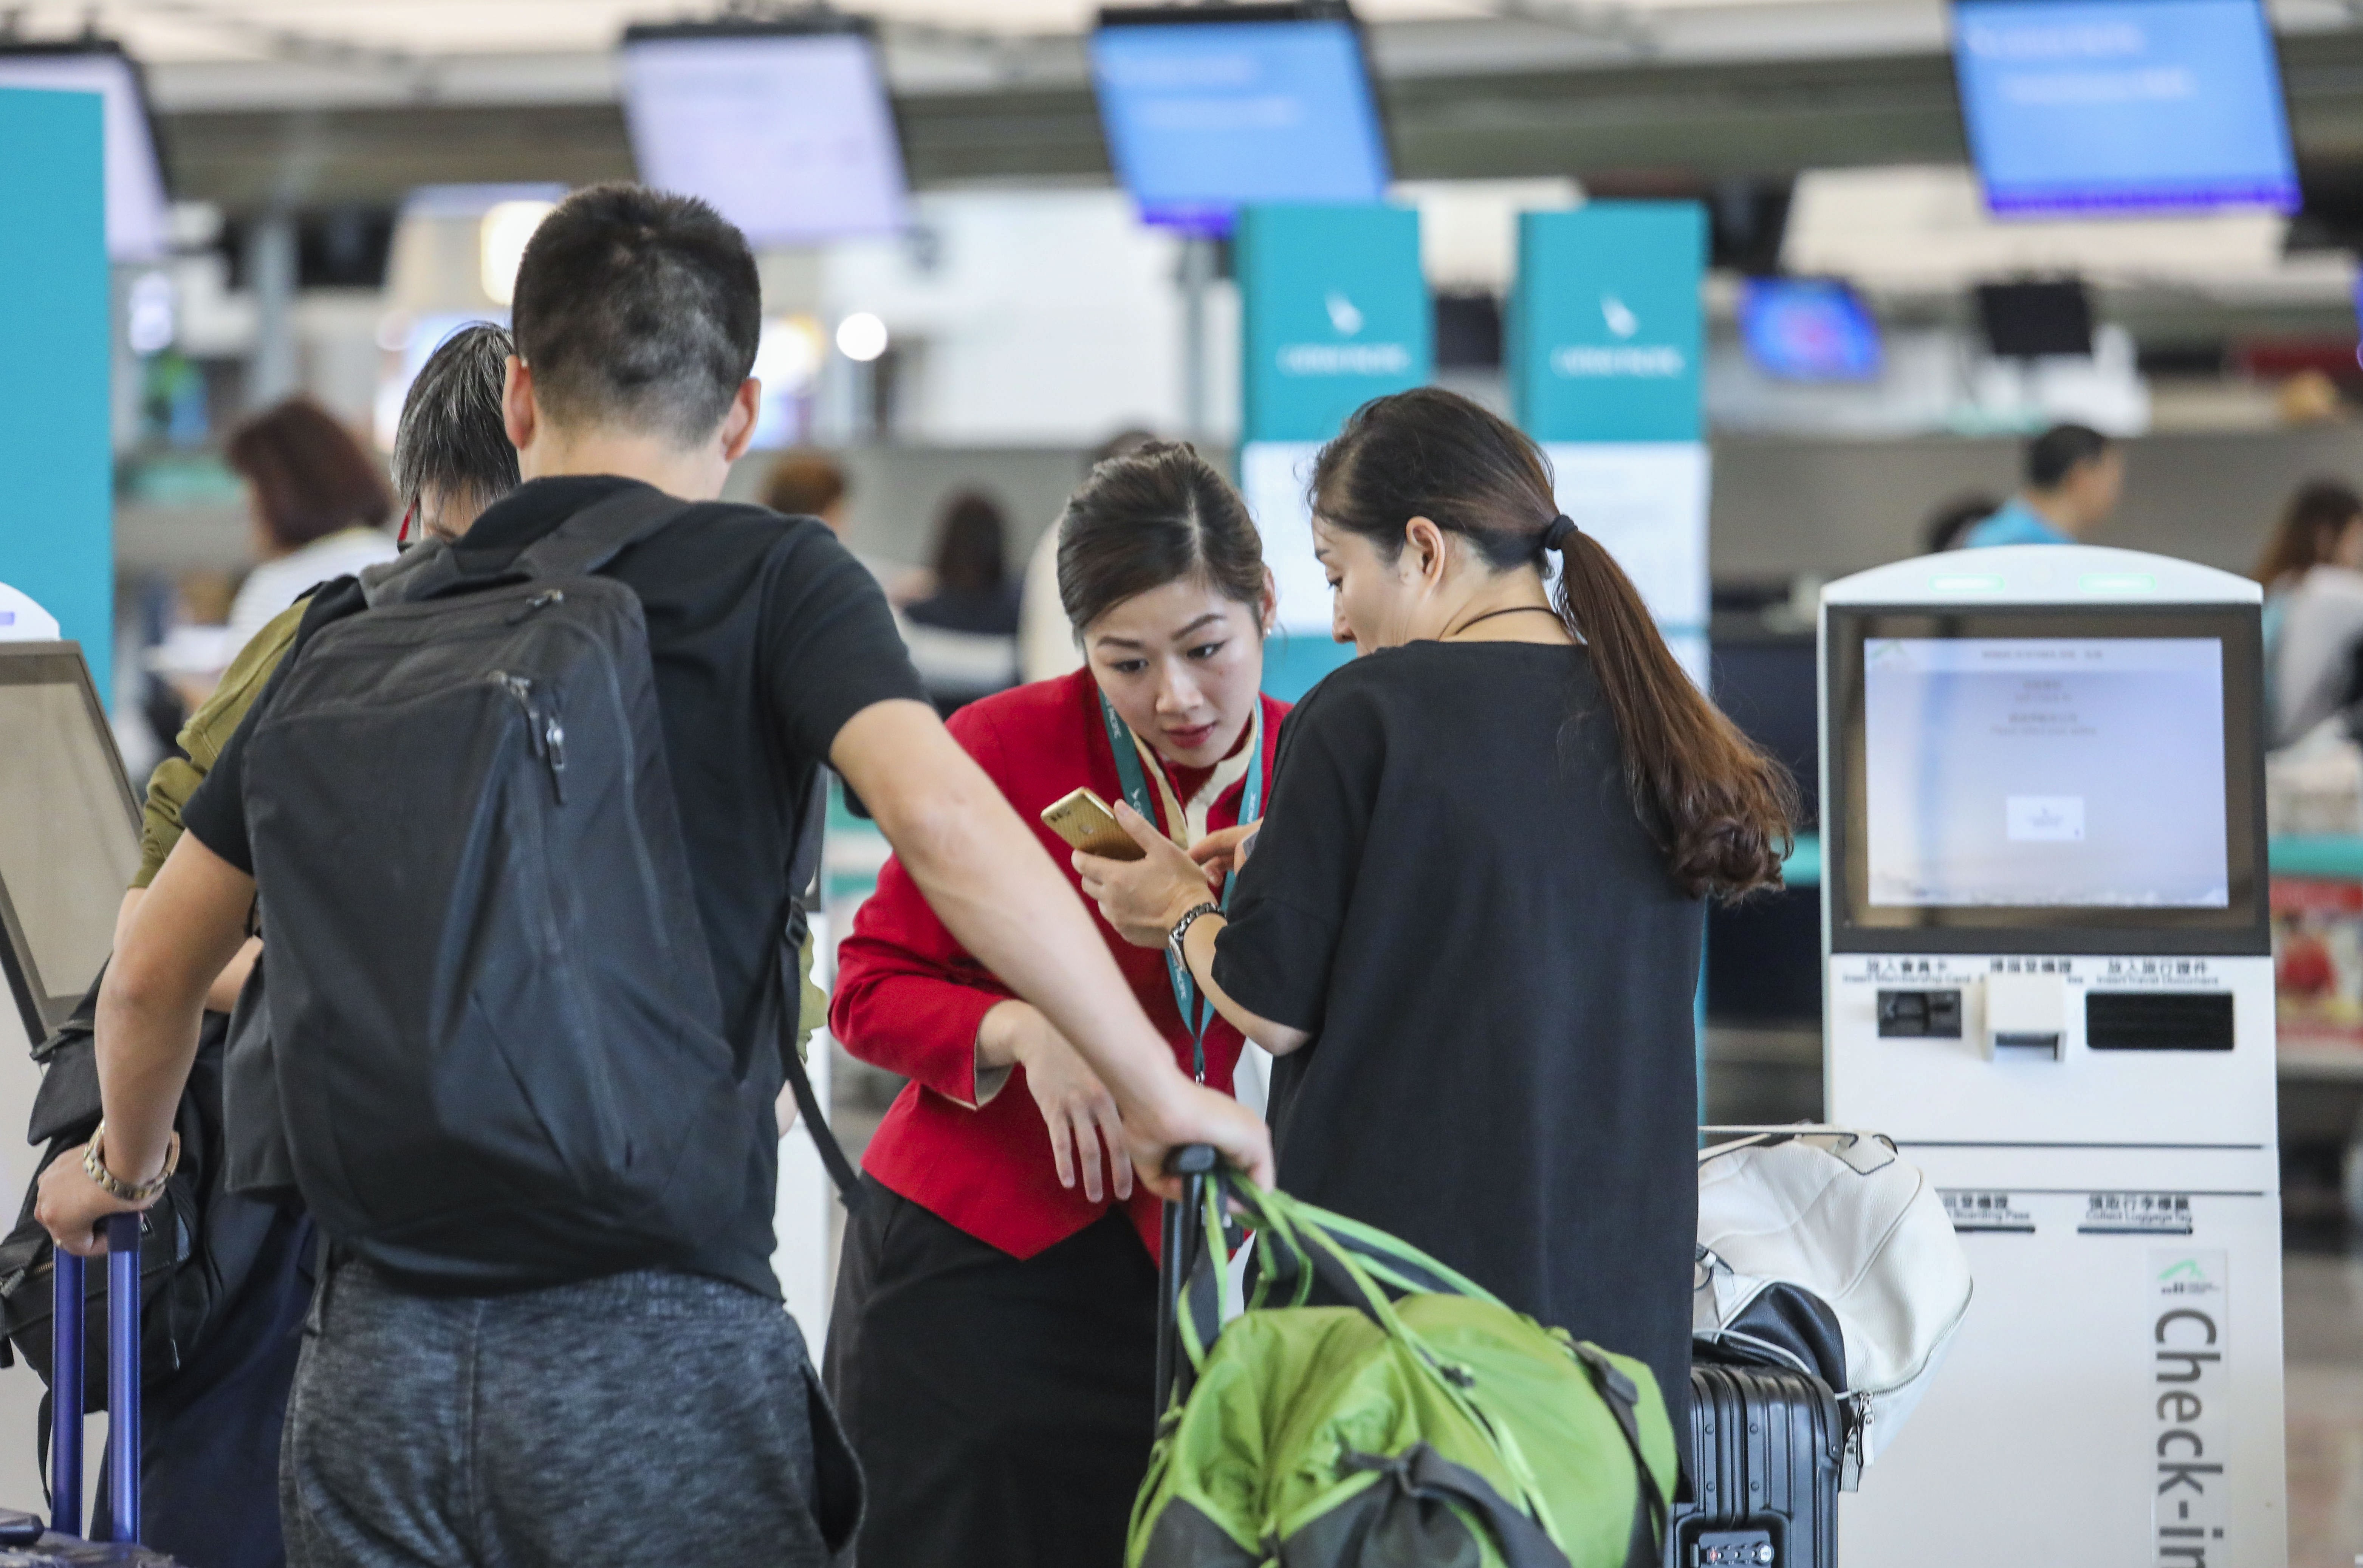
17 0 2363 213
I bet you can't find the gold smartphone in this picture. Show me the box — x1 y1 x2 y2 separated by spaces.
1041 787 1145 861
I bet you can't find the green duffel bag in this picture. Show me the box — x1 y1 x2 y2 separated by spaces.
1130 1161 1675 1568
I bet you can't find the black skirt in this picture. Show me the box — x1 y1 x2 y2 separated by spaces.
823 1176 1159 1568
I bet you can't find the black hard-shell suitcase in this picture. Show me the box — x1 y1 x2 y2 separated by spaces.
0 1212 176 1565
1666 1361 1841 1568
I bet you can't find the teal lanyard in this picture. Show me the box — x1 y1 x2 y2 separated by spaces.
1098 694 1264 1083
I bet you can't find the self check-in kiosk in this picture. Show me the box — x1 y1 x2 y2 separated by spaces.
0 639 138 1046
1821 546 2285 1568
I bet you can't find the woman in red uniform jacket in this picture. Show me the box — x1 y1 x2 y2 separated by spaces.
824 443 1288 1568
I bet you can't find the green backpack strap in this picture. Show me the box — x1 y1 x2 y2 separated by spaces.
1340 1444 1573 1568
1572 1344 1672 1568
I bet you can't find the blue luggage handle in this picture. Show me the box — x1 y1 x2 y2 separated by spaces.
49 1212 142 1543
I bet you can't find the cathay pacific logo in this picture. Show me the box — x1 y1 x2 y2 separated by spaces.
1277 288 1411 377
1549 291 1685 378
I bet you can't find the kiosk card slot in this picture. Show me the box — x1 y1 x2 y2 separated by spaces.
1874 988 1959 1037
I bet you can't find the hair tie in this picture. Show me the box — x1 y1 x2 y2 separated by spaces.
1541 514 1579 553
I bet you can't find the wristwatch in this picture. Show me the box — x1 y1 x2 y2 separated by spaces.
83 1121 180 1205
1167 901 1221 968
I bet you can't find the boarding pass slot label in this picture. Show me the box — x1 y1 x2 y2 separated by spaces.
1941 1189 2034 1232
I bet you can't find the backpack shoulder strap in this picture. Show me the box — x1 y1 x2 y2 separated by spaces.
365 484 691 608
777 930 865 1208
511 484 692 580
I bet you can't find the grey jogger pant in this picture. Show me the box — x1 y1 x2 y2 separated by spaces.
280 1260 859 1568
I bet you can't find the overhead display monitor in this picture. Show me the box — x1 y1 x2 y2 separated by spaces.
0 643 139 1042
0 42 169 262
1949 0 2299 217
1738 277 1881 381
620 18 908 247
1090 3 1391 236
1826 605 2266 954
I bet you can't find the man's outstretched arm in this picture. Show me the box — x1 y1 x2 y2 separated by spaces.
38 835 252 1255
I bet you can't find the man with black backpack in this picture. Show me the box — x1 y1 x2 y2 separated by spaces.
37 183 1270 1568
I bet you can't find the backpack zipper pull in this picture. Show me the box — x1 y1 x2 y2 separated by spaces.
543 716 567 804
508 589 565 624
487 673 563 801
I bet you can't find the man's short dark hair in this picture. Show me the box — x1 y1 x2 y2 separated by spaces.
2027 423 2112 489
510 183 762 445
391 322 520 513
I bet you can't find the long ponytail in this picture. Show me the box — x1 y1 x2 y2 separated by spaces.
1310 388 1795 899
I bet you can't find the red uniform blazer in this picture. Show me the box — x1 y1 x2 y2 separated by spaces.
830 668 1288 1260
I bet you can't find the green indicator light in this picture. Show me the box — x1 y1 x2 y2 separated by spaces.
1928 574 2007 592
2080 573 2156 593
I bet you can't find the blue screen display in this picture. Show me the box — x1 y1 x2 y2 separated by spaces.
1739 278 1882 381
1089 18 1390 235
1951 0 2299 216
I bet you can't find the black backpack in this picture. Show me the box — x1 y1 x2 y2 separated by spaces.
239 487 757 1292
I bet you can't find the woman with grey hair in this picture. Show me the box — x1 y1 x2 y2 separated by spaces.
393 321 523 545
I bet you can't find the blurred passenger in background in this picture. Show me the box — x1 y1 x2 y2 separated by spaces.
907 490 1022 636
829 443 1283 1568
763 451 850 534
900 491 1022 714
1922 491 2002 554
1962 423 2122 548
1019 427 1157 681
2255 478 2363 745
223 397 397 647
764 449 926 603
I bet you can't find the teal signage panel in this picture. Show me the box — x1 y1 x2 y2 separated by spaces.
0 88 111 699
1237 203 1429 444
1511 203 1704 443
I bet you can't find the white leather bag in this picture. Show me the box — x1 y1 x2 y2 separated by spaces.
1694 1127 1973 1486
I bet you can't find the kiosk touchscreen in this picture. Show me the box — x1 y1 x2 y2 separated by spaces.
1822 547 2284 1567
0 641 138 1046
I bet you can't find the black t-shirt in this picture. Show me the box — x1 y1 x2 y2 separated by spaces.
181 475 928 1299
1211 641 1702 1409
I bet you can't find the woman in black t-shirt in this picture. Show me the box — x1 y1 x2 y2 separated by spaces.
1079 388 1795 1411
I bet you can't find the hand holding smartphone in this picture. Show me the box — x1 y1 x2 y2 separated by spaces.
1041 787 1147 862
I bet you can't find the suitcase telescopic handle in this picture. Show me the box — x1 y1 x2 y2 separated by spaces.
50 1212 142 1543
1154 1145 1223 1418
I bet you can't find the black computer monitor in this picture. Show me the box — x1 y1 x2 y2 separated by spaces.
1976 280 2094 359
0 642 139 1042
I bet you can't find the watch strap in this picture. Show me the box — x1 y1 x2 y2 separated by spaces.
1167 900 1221 960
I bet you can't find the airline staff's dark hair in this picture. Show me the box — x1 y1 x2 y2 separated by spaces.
1310 388 1795 899
1056 441 1267 635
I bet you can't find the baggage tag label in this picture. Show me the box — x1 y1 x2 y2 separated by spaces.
2080 1191 2195 1235
2152 1249 2228 1566
1940 1188 2034 1233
